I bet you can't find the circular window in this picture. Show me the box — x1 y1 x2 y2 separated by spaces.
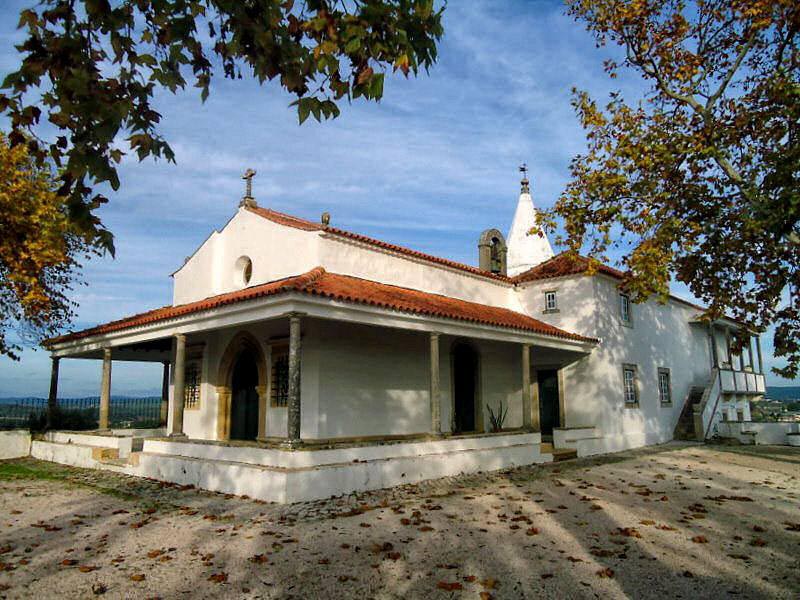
235 256 253 287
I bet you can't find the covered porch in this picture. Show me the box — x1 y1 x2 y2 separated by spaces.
41 269 596 501
46 276 595 447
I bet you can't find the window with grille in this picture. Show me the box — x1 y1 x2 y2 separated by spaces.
620 293 631 324
658 368 671 405
184 362 201 409
622 364 638 406
544 290 558 312
271 346 289 407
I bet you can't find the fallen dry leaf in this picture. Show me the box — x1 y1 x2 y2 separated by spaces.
208 572 228 584
596 568 615 578
480 578 498 589
437 581 463 591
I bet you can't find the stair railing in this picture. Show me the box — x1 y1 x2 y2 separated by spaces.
695 368 723 440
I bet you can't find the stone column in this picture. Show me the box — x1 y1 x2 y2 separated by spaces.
159 361 170 427
756 335 764 374
429 332 441 435
286 314 302 444
46 356 60 429
99 348 112 430
256 384 268 441
747 336 755 371
725 328 733 366
707 323 718 369
530 356 541 433
170 334 186 437
737 340 745 371
257 344 272 442
521 344 532 430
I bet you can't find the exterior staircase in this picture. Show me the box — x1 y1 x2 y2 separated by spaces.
674 386 707 440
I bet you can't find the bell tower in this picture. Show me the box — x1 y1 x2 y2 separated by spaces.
506 164 554 276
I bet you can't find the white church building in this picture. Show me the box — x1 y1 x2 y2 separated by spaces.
36 170 767 503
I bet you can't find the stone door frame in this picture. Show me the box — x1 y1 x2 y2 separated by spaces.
216 331 268 441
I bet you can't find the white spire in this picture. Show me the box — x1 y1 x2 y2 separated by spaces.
506 167 554 276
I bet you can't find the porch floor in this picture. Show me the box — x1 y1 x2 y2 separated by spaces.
146 427 535 452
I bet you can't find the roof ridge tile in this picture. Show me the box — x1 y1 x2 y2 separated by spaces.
47 268 596 346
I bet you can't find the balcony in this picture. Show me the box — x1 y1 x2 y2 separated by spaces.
719 367 766 395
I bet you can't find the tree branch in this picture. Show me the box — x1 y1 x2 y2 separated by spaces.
705 33 756 111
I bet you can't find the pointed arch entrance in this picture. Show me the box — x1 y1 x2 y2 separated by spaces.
216 332 267 441
452 341 481 433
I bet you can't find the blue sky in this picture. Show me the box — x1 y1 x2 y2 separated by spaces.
0 0 795 396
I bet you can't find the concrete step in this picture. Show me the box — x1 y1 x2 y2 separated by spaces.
90 446 119 461
540 443 577 462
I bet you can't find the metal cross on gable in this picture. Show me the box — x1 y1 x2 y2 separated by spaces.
242 168 256 199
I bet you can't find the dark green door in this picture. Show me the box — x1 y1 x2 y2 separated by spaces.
538 369 560 436
453 343 478 433
230 353 259 441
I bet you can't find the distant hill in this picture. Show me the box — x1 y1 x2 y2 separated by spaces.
765 386 800 402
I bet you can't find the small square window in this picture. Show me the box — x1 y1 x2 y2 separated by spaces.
544 291 558 312
620 293 631 324
658 368 671 405
622 364 638 406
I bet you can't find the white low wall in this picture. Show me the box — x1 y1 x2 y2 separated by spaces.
24 430 552 504
717 421 799 445
0 430 31 459
132 434 550 503
573 429 675 458
31 440 100 469
142 432 540 469
44 431 138 458
553 427 597 450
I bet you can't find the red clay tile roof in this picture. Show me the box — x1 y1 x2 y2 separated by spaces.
511 252 626 284
47 268 596 346
248 206 512 282
511 252 710 314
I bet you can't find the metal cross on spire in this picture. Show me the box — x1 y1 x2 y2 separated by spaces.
519 163 530 194
240 168 257 208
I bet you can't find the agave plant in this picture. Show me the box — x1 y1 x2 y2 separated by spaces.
487 402 508 433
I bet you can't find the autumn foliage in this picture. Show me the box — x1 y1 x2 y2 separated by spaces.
0 0 444 257
549 0 800 376
0 133 94 359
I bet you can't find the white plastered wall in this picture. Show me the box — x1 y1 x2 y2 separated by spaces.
318 235 514 308
172 209 322 305
306 320 527 439
517 274 712 452
172 208 516 309
174 318 309 440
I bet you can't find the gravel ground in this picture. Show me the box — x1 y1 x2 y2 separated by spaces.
0 442 798 599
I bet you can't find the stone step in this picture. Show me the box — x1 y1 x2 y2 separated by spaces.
540 443 577 462
90 446 119 461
